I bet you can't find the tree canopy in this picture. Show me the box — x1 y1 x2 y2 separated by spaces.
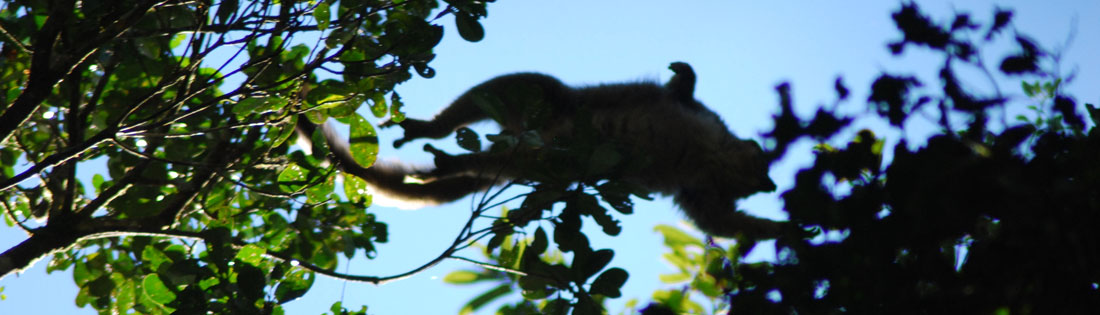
0 1 1097 314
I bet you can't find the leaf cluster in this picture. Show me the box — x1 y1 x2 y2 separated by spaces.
713 3 1100 314
0 0 490 313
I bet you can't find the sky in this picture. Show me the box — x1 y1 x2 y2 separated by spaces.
1 0 1099 314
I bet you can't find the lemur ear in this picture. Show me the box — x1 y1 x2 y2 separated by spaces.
667 61 696 102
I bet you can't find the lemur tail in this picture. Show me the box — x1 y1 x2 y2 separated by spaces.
295 117 494 209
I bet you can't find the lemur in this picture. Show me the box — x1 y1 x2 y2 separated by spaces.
297 62 782 238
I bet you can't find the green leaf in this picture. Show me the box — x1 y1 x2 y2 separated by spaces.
349 113 379 167
389 93 406 123
520 285 551 300
343 175 371 204
654 224 704 248
459 284 512 315
142 246 171 271
443 270 481 284
91 174 105 193
589 267 628 298
73 257 96 286
114 280 137 313
234 244 267 267
169 33 187 50
275 269 314 304
326 28 353 48
142 274 177 305
305 173 335 203
659 272 692 284
233 97 266 120
277 163 308 193
314 1 331 31
1021 81 1036 97
272 119 299 148
370 93 388 118
455 128 481 152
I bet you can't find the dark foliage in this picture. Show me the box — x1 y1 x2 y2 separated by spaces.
722 3 1100 314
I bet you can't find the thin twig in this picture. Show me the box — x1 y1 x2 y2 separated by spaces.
448 256 528 276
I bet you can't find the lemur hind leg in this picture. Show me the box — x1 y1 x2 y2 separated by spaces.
381 101 488 148
413 144 519 182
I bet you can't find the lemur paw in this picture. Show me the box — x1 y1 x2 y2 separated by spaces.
382 119 430 148
422 144 461 177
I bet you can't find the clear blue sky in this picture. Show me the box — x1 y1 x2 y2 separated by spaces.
1 1 1098 314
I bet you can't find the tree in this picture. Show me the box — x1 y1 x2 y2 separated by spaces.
0 0 494 313
2 1 1097 315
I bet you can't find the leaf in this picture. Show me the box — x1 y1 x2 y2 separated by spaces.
659 272 691 284
326 28 353 48
443 270 482 284
574 294 603 315
114 280 137 313
271 119 299 148
233 97 266 120
590 208 622 236
370 93 388 118
215 0 239 24
235 263 266 301
343 175 371 204
142 274 177 305
87 275 115 298
654 225 703 248
1053 95 1084 129
1021 81 1037 97
553 223 590 253
349 113 379 167
91 174 104 193
455 127 481 152
234 244 267 267
141 246 171 271
985 8 1013 40
576 249 614 281
459 284 512 315
543 299 571 315
455 13 484 42
305 173 335 203
835 76 850 100
277 163 307 193
275 269 314 304
596 181 635 214
389 92 406 123
314 1 331 30
589 268 628 298
529 227 549 256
